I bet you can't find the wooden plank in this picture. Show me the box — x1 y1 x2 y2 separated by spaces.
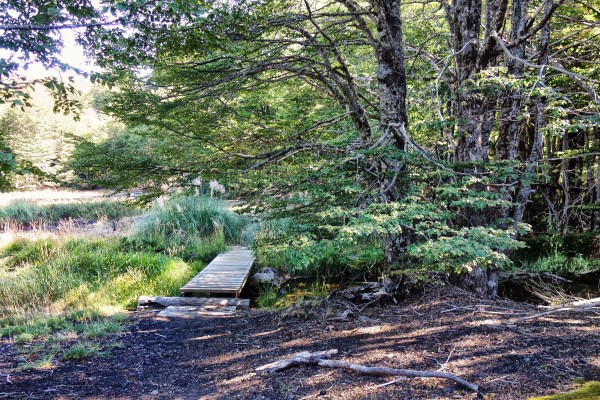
180 288 242 294
158 306 237 318
180 247 254 297
138 296 250 309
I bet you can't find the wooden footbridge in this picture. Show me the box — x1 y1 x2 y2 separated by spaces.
140 246 255 318
180 246 254 297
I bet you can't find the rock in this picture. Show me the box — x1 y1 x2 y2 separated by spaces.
251 267 285 287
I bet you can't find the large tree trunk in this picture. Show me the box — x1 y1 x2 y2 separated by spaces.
455 94 495 162
455 266 499 299
496 0 529 162
446 0 499 298
445 0 495 163
512 0 551 233
371 0 409 266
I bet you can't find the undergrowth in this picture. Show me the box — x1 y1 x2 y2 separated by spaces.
252 218 383 279
523 253 600 276
255 282 331 309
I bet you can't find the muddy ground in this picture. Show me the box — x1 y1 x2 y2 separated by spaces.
1 287 599 399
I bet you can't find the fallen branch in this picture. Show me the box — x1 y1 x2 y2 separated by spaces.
515 297 600 322
572 297 600 307
256 349 478 392
498 271 568 282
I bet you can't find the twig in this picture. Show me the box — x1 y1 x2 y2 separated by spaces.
437 345 457 372
372 376 407 388
153 332 166 338
256 349 478 392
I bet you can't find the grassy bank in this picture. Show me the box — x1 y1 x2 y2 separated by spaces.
0 195 244 369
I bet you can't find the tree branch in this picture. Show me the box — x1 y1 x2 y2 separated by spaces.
256 349 479 392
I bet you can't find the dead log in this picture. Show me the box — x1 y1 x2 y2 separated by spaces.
256 349 478 392
572 297 600 307
137 296 250 309
515 297 600 322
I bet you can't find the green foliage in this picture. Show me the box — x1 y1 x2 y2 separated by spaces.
0 1 114 114
0 199 138 229
524 253 600 276
68 130 171 192
317 170 527 274
252 218 383 278
0 85 124 189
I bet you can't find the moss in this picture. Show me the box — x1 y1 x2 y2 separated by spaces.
529 381 600 400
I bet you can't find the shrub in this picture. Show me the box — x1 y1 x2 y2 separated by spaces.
253 224 383 278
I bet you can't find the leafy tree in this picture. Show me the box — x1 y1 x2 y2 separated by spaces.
0 83 120 188
74 0 600 297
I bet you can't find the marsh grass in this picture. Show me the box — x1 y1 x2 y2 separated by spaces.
0 237 207 319
0 199 139 230
0 194 245 371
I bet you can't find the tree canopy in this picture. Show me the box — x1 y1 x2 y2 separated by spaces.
4 0 600 297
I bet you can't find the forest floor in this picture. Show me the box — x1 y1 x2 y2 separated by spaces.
1 286 599 400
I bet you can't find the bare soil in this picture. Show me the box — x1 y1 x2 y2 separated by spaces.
1 287 599 399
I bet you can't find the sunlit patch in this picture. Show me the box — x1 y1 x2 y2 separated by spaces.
542 317 586 324
469 318 501 326
191 333 229 341
219 372 256 386
252 328 282 337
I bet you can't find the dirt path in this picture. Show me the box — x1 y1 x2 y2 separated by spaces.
2 290 600 399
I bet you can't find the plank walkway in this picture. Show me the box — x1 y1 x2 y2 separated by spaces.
179 246 254 297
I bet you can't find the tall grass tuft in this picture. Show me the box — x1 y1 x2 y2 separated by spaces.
0 200 139 230
136 195 245 245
